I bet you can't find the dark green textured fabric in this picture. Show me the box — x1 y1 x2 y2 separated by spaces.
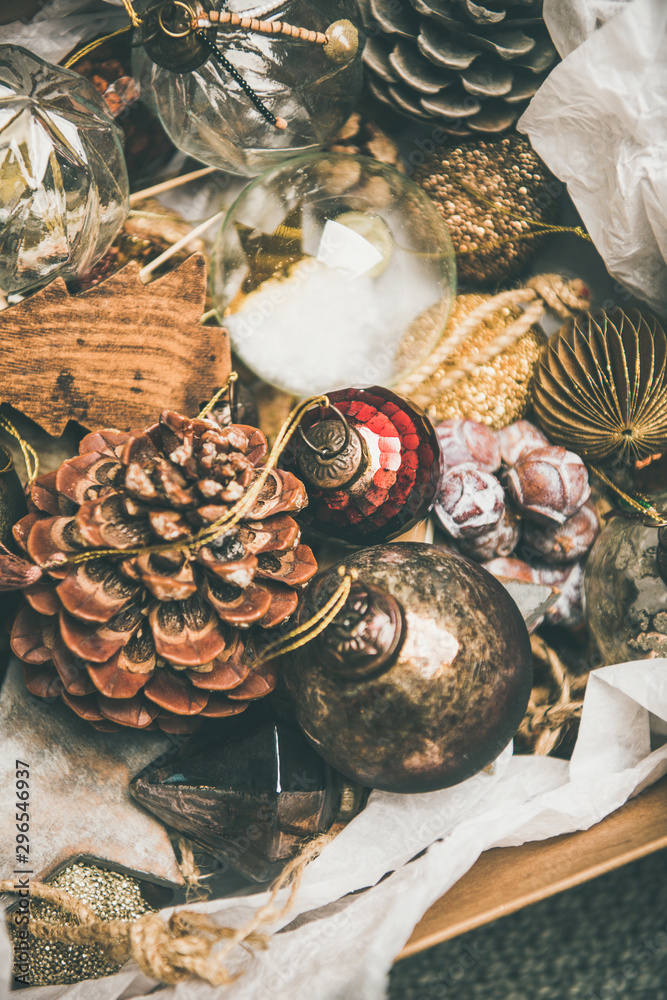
389 849 667 1000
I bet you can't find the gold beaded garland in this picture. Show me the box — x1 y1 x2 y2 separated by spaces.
413 134 559 286
9 862 154 986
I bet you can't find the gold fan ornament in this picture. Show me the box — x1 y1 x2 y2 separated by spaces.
532 308 667 465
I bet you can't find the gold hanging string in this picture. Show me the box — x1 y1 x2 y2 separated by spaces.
62 0 141 70
590 466 667 526
253 568 355 667
192 393 328 546
450 173 593 254
196 371 238 420
43 392 330 570
121 0 143 27
62 26 133 69
0 415 39 484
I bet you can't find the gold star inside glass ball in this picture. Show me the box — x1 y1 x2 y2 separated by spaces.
9 862 155 986
413 134 559 286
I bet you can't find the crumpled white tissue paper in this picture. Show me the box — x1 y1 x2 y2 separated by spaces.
0 1 124 65
3 655 666 1000
543 0 632 56
520 0 667 317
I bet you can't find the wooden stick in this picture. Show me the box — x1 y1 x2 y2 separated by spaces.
139 212 225 282
129 166 218 207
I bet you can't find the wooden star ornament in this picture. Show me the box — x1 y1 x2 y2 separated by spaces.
0 659 183 887
0 254 230 435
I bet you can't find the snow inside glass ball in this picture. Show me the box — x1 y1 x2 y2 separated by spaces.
132 0 365 176
212 152 456 395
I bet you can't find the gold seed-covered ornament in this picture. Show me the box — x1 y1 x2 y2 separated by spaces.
413 134 559 286
533 308 667 464
9 862 154 986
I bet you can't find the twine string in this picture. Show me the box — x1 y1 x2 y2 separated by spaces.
0 831 334 987
521 635 587 756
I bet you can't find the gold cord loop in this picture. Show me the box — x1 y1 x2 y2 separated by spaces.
196 371 238 420
253 568 355 667
0 415 40 483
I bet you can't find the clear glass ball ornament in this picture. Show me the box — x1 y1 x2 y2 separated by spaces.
0 45 129 296
132 0 365 176
212 152 457 396
584 491 667 665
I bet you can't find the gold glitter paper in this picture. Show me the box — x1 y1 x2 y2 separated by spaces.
413 134 558 286
402 293 546 429
533 308 667 463
9 862 154 986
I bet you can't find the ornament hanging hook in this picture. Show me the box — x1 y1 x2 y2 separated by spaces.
158 0 197 37
298 403 351 460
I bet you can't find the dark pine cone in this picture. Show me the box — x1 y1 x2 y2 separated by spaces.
359 0 558 134
7 412 317 734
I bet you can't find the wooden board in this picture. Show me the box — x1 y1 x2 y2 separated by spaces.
0 255 231 435
399 775 667 960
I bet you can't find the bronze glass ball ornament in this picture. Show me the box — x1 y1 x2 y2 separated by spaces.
283 543 533 793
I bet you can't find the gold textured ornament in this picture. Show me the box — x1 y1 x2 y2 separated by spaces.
401 294 543 428
9 862 155 986
396 274 592 429
533 308 667 464
413 134 560 286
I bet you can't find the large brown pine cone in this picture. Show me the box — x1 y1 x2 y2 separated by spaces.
360 0 557 134
7 411 317 734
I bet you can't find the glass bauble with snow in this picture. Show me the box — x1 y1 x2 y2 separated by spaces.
212 152 456 395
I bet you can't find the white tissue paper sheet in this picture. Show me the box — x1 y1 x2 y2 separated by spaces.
519 0 667 317
543 0 632 56
3 656 667 1000
0 1 125 65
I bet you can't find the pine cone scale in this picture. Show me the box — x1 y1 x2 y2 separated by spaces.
55 560 138 623
86 657 147 699
204 579 273 626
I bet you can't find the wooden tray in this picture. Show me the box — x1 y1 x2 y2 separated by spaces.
399 774 667 960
